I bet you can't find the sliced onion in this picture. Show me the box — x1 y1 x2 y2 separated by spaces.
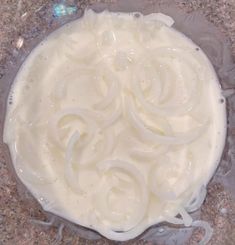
93 69 120 110
96 219 148 241
192 220 213 245
65 131 81 165
156 63 176 104
64 131 83 193
164 216 185 225
95 183 125 227
185 185 207 213
133 60 175 106
137 105 173 135
96 159 149 232
125 97 208 145
79 129 115 166
116 128 170 162
164 207 192 227
48 108 96 149
131 47 203 117
152 47 205 78
30 216 55 227
178 207 193 227
64 130 114 194
65 127 114 166
55 224 65 243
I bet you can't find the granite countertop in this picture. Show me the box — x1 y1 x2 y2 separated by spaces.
0 1 235 245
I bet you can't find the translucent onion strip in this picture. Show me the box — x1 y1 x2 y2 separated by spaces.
178 207 193 227
185 185 207 213
125 97 208 145
96 220 149 242
131 48 203 117
156 63 176 104
65 131 81 165
65 129 115 193
93 69 120 110
96 159 149 232
78 129 115 166
64 131 83 193
192 220 213 245
30 216 55 227
164 207 193 227
48 108 96 149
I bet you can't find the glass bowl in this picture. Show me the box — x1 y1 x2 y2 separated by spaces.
0 0 234 244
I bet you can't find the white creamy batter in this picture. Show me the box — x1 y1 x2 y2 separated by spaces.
3 10 226 241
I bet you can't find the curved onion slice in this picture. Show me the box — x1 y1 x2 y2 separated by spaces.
178 207 193 227
65 131 81 165
192 220 213 245
79 129 115 166
93 69 120 110
48 108 96 149
96 219 148 241
125 97 208 145
64 131 83 193
133 59 175 106
30 216 55 227
131 48 203 117
96 159 149 232
65 129 114 192
186 185 207 213
156 63 176 104
64 128 115 194
139 108 174 135
164 207 193 227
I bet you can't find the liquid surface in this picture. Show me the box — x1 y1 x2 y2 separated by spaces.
3 10 226 241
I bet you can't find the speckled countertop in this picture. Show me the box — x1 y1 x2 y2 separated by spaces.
0 1 235 245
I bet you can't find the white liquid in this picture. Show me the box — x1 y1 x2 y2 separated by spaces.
4 10 226 241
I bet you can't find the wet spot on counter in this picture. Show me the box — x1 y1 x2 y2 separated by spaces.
53 4 77 18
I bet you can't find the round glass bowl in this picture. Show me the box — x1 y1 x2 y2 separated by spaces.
0 0 234 244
